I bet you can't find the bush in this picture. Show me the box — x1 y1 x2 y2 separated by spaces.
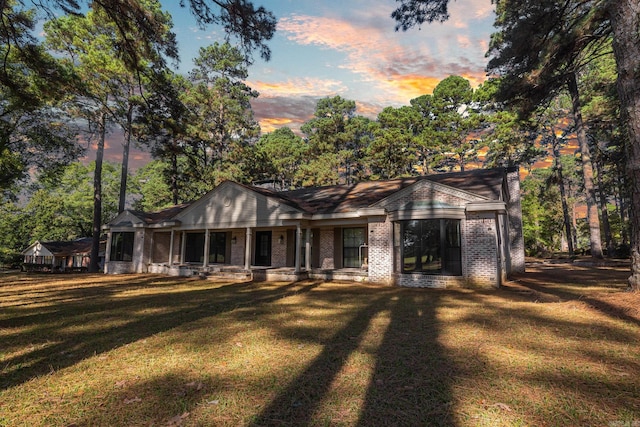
614 244 631 259
0 251 23 269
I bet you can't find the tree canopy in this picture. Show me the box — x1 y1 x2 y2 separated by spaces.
0 0 276 192
392 0 640 288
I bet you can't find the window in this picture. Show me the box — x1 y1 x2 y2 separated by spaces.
255 231 271 266
208 232 227 264
110 232 135 262
343 227 366 268
185 232 205 263
397 219 461 275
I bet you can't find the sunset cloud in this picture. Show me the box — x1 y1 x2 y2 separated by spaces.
275 10 489 105
251 96 318 134
244 0 494 134
258 117 297 134
251 77 347 98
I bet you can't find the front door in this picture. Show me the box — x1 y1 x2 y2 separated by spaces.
254 231 272 266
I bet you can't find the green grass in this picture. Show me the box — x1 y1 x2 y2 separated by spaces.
0 266 639 426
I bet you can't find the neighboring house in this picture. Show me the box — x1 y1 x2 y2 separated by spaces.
21 237 105 272
103 167 525 288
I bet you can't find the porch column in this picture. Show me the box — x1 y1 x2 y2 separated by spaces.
51 255 56 272
295 224 302 273
105 231 112 264
244 227 252 270
168 230 175 267
203 229 210 268
180 231 186 264
305 228 311 271
149 232 155 265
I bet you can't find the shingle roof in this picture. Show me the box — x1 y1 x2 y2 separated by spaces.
130 204 190 225
258 168 508 214
137 168 509 219
39 237 105 256
423 168 507 200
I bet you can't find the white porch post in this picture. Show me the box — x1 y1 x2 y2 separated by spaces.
305 228 311 271
295 224 302 273
244 227 252 270
51 255 56 272
105 232 112 265
203 229 210 268
149 232 155 264
168 230 175 267
180 231 186 264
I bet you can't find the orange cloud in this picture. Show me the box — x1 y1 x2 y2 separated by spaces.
251 77 347 98
259 118 295 133
381 75 442 101
80 130 151 172
355 101 384 118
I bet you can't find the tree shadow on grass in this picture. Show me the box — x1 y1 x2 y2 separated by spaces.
357 290 455 426
448 289 640 425
0 276 322 390
248 287 456 427
505 264 640 326
246 292 391 426
61 370 221 427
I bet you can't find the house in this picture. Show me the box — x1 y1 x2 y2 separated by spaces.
103 167 525 288
21 237 105 272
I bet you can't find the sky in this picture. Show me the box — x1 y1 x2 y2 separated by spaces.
167 0 495 133
93 0 496 167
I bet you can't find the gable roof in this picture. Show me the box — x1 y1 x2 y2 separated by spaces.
171 180 306 228
129 204 190 225
427 168 507 201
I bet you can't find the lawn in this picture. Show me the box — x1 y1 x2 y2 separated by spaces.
1 264 639 426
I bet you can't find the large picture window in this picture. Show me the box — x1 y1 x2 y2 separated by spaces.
398 219 461 275
110 232 134 262
343 227 366 268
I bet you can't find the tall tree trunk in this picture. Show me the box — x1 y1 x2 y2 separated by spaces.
617 171 629 245
89 113 105 273
568 73 603 258
171 147 179 206
552 128 574 256
118 105 134 214
594 152 614 256
608 0 640 289
572 201 579 250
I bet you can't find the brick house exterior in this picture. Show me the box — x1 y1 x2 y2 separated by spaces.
103 167 524 288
